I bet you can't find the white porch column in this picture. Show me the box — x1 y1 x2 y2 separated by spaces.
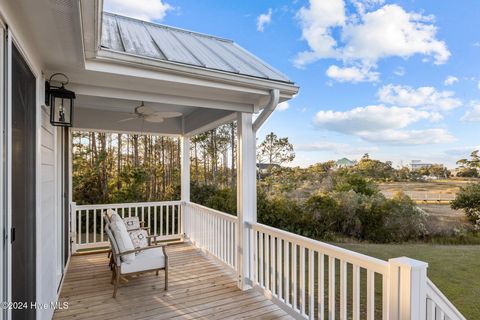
236 112 256 290
388 257 428 320
180 136 190 237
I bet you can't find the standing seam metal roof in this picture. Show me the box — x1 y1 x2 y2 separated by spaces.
100 12 293 83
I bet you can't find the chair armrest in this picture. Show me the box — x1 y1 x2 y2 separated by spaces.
118 244 167 256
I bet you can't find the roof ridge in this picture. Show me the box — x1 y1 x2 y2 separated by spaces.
103 11 234 44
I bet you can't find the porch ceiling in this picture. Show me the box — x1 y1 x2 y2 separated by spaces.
74 94 235 136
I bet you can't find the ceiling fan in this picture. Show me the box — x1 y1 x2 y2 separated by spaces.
119 101 182 123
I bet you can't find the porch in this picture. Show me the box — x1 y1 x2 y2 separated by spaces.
60 201 465 320
54 242 290 320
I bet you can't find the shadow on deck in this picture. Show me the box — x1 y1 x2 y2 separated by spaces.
54 242 291 319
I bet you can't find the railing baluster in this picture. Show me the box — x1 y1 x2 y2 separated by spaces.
160 205 163 236
78 209 81 245
100 209 104 242
86 209 89 244
271 235 276 295
154 205 158 236
293 244 298 311
329 256 335 320
367 270 375 320
301 246 306 316
259 231 264 287
285 240 290 306
166 205 170 235
382 273 388 320
318 253 325 320
278 238 283 301
254 229 258 285
309 249 314 320
266 234 270 291
352 265 360 320
340 260 347 320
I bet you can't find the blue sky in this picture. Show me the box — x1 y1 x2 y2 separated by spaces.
104 0 480 168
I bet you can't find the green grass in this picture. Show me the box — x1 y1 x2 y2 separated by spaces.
336 243 480 319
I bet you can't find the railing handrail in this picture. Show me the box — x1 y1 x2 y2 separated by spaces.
426 278 466 320
74 200 182 210
186 202 238 222
250 221 388 275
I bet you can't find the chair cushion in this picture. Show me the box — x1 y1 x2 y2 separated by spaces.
121 247 166 274
123 216 141 231
110 219 135 263
129 229 148 249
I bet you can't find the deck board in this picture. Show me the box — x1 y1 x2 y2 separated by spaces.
54 243 291 320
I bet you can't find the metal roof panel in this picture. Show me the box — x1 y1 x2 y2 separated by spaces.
115 17 163 59
101 14 124 51
145 25 203 66
101 12 293 84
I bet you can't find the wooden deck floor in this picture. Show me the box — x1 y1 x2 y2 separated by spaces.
54 242 292 320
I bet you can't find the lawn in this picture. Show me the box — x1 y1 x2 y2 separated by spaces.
337 243 480 319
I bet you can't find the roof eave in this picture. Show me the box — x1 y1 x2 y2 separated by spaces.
93 48 299 98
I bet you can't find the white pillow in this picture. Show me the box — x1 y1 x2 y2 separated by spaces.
110 219 135 263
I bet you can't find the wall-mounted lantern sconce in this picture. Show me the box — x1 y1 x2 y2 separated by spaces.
45 73 75 127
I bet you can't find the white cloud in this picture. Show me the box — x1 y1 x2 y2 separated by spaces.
295 0 345 67
461 103 480 121
277 101 290 111
326 65 379 83
296 142 349 152
104 0 172 21
357 128 455 145
295 1 450 81
296 141 378 154
377 84 461 111
478 81 480 90
313 105 453 145
341 5 449 65
257 8 272 32
444 76 459 86
314 105 432 132
394 67 405 76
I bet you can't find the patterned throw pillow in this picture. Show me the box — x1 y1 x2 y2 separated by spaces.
123 216 141 231
129 229 149 249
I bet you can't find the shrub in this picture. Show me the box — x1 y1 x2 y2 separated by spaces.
451 183 480 229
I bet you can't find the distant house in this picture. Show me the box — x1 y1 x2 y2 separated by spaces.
336 158 356 168
410 160 435 170
257 163 280 174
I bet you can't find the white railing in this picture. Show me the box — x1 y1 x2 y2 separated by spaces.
71 201 183 251
426 278 465 320
251 222 389 320
382 191 456 202
70 200 465 320
184 202 238 271
249 222 466 320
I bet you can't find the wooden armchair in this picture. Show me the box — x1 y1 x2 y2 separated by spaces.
103 213 161 270
105 222 168 298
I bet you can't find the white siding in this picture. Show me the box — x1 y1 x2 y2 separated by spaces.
37 105 60 320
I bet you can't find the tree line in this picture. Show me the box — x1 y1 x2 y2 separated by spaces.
73 124 239 204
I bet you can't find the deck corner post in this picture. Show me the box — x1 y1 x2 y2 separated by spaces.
236 112 256 290
70 201 77 254
181 136 191 238
388 257 428 320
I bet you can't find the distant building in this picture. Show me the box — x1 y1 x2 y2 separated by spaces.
256 163 280 174
410 160 435 170
335 158 356 168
